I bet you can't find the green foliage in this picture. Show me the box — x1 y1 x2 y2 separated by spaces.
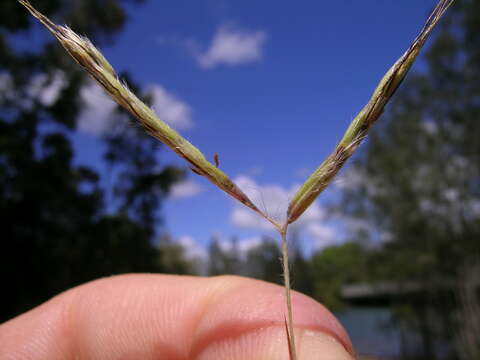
310 242 368 310
244 236 283 285
157 234 195 275
207 236 284 285
289 235 314 296
208 236 240 276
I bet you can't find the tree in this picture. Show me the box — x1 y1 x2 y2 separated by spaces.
340 1 480 357
207 236 240 275
289 230 314 296
207 235 283 284
0 1 186 322
157 234 194 275
243 236 283 285
310 242 368 311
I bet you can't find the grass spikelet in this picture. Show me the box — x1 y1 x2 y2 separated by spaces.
287 0 455 225
16 0 275 225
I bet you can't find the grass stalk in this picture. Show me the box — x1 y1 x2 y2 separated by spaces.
281 225 297 360
18 1 454 359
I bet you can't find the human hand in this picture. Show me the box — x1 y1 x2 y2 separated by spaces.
0 274 354 359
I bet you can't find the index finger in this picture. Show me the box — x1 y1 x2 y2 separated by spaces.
0 274 354 359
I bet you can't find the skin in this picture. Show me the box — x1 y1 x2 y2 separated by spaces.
0 274 355 360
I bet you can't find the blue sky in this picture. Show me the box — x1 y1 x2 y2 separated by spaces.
36 0 439 260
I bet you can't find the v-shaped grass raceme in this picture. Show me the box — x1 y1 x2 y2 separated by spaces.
18 1 454 358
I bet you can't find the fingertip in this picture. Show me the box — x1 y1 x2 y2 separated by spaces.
196 327 353 360
192 276 354 358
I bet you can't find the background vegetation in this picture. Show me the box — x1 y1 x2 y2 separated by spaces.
0 0 190 323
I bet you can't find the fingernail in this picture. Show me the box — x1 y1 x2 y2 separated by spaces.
296 329 354 360
198 327 354 360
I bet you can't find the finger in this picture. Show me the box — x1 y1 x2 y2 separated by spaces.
0 274 354 359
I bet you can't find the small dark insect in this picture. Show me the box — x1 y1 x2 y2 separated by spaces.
214 152 220 167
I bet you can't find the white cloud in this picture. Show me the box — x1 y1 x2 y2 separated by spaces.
294 198 325 227
169 179 203 199
334 166 366 191
78 82 117 135
233 175 290 226
215 235 263 260
232 175 326 229
196 24 267 69
306 222 336 249
147 85 193 130
237 236 263 254
77 82 193 135
230 175 339 249
28 71 67 107
230 207 272 230
1 71 67 108
177 235 207 260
